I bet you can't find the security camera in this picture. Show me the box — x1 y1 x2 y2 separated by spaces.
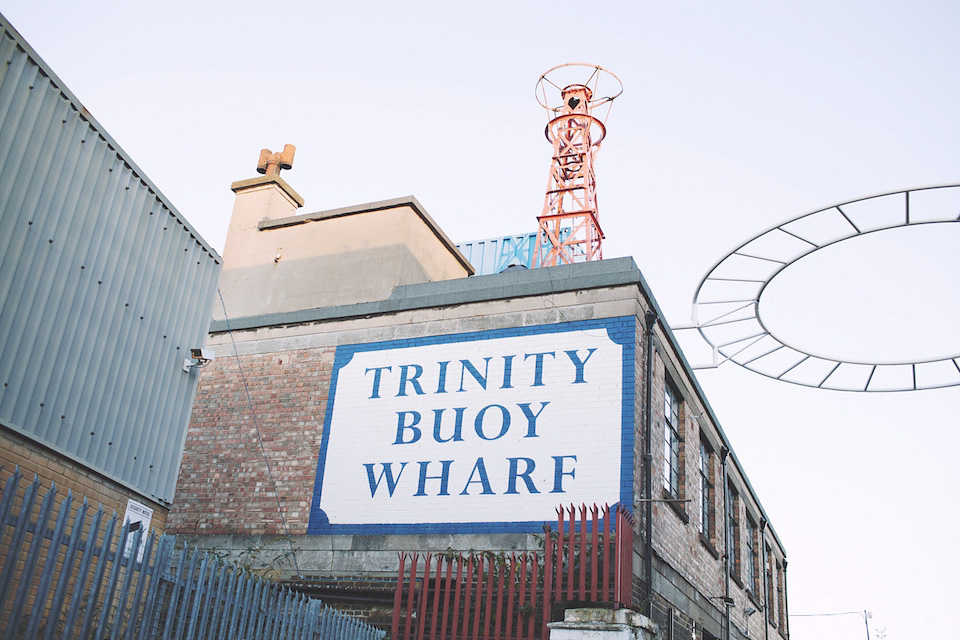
183 348 216 373
190 348 215 361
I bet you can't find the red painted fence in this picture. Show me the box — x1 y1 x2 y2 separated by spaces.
391 504 635 640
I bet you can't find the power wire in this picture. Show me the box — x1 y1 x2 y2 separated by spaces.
217 288 303 579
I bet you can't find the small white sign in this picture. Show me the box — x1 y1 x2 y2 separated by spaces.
122 499 153 562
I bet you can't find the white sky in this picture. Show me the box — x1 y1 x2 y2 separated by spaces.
5 2 958 638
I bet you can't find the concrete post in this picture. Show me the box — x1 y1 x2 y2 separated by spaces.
549 608 658 640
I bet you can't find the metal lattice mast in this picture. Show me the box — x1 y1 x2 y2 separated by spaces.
535 64 622 268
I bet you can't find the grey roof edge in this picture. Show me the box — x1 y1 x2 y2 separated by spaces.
258 195 475 275
209 254 785 555
210 256 641 333
0 12 222 264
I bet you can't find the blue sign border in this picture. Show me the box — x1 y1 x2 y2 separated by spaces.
308 316 636 534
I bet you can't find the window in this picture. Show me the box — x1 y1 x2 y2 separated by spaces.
726 483 740 580
698 439 714 540
662 381 681 498
745 516 758 596
776 561 786 635
766 552 776 627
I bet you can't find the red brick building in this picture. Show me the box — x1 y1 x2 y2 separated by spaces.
169 170 789 640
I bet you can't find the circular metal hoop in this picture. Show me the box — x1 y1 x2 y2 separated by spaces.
692 185 960 392
535 63 623 115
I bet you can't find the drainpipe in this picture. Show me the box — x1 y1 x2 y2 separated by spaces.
720 446 730 640
643 310 656 615
760 518 769 640
782 560 790 639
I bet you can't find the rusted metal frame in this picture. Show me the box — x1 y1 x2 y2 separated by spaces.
430 555 443 640
465 554 477 640
542 528 553 640
494 555 506 640
528 553 538 640
403 554 418 640
538 210 603 231
554 508 563 603
578 504 587 600
565 504 575 601
616 506 636 607
504 553 517 640
416 553 432 640
391 553 406 640
471 555 484 640
450 556 464 640
483 554 495 640
602 504 612 601
439 554 453 640
590 504 600 600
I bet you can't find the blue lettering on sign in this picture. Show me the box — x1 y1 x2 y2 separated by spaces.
551 455 577 493
506 457 539 494
364 366 392 399
309 316 637 535
364 462 407 497
397 364 425 396
432 407 466 442
564 348 597 384
394 411 421 444
460 458 493 495
416 460 453 496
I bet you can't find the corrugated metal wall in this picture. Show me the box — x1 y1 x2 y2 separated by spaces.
0 14 222 505
455 232 538 275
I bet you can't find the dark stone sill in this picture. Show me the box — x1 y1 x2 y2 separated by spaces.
699 534 720 560
661 488 689 523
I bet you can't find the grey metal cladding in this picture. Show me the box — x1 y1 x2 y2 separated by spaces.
0 15 222 505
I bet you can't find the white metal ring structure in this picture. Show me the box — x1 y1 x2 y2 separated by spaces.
692 185 960 392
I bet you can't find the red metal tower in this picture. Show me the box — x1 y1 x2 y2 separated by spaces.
535 64 622 268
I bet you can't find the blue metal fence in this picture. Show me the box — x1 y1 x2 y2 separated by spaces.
0 468 386 640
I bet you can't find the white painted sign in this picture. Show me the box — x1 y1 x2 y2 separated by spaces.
122 499 153 562
309 318 635 533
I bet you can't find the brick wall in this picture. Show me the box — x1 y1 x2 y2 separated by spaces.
169 288 642 543
168 347 335 535
0 427 169 530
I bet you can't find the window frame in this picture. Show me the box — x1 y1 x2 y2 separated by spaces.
745 515 758 596
698 438 714 542
662 380 682 499
726 482 741 582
